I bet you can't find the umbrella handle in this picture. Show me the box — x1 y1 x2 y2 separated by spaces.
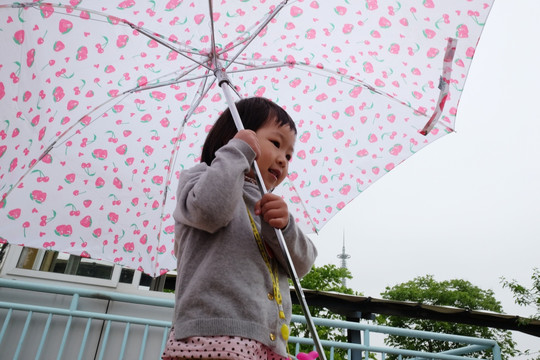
217 71 327 360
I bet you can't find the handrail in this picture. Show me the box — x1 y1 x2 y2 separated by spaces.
291 315 501 348
0 277 174 307
0 278 502 360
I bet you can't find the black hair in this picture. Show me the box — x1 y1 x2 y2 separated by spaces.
200 97 297 166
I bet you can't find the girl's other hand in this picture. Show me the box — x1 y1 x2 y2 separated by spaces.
255 193 289 229
234 130 261 159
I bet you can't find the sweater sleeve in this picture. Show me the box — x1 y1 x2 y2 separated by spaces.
261 218 317 278
174 139 256 233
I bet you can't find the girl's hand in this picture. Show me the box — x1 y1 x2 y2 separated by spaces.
255 193 289 229
234 130 261 159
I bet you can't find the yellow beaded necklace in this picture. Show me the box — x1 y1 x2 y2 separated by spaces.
245 205 290 342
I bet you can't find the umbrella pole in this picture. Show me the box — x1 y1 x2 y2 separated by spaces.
216 69 327 360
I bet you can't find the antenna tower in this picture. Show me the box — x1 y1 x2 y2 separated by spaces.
336 232 351 287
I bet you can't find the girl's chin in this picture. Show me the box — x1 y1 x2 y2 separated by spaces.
265 174 279 189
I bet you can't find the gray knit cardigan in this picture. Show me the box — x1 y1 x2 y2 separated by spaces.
172 139 318 357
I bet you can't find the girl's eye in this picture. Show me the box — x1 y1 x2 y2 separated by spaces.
271 140 280 148
286 154 292 161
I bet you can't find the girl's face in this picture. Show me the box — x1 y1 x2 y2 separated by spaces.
251 119 296 190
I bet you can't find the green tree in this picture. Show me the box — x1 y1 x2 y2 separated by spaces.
501 268 540 360
289 264 358 360
501 268 540 320
377 275 517 359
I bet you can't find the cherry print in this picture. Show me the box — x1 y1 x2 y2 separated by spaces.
0 0 494 275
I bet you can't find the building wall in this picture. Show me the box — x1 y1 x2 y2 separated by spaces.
0 244 174 359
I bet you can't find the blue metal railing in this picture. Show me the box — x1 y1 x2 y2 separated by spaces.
0 278 502 360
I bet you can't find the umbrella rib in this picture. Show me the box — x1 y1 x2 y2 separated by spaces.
182 71 217 128
1 92 131 202
154 74 218 264
102 73 215 272
4 64 216 267
283 179 319 234
221 0 289 69
226 57 438 122
131 65 212 94
129 23 211 71
4 58 212 203
10 2 210 69
208 0 217 64
157 69 215 215
169 73 217 179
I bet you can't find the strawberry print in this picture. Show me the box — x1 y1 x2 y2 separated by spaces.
0 0 494 276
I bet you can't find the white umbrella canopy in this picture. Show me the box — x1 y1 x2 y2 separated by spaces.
0 0 494 276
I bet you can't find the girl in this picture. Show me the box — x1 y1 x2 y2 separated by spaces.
162 97 318 360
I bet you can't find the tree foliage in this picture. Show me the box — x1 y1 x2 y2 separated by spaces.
298 263 356 295
501 268 540 320
377 275 517 359
289 264 358 359
501 268 540 360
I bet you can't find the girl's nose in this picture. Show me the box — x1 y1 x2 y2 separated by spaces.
277 152 287 166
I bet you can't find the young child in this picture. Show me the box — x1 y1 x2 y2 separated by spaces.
162 97 318 360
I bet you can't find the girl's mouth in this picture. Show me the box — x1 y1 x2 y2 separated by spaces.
269 168 281 180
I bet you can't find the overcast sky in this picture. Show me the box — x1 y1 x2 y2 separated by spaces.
308 0 540 354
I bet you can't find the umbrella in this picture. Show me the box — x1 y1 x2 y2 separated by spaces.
0 1 494 286
0 0 495 275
